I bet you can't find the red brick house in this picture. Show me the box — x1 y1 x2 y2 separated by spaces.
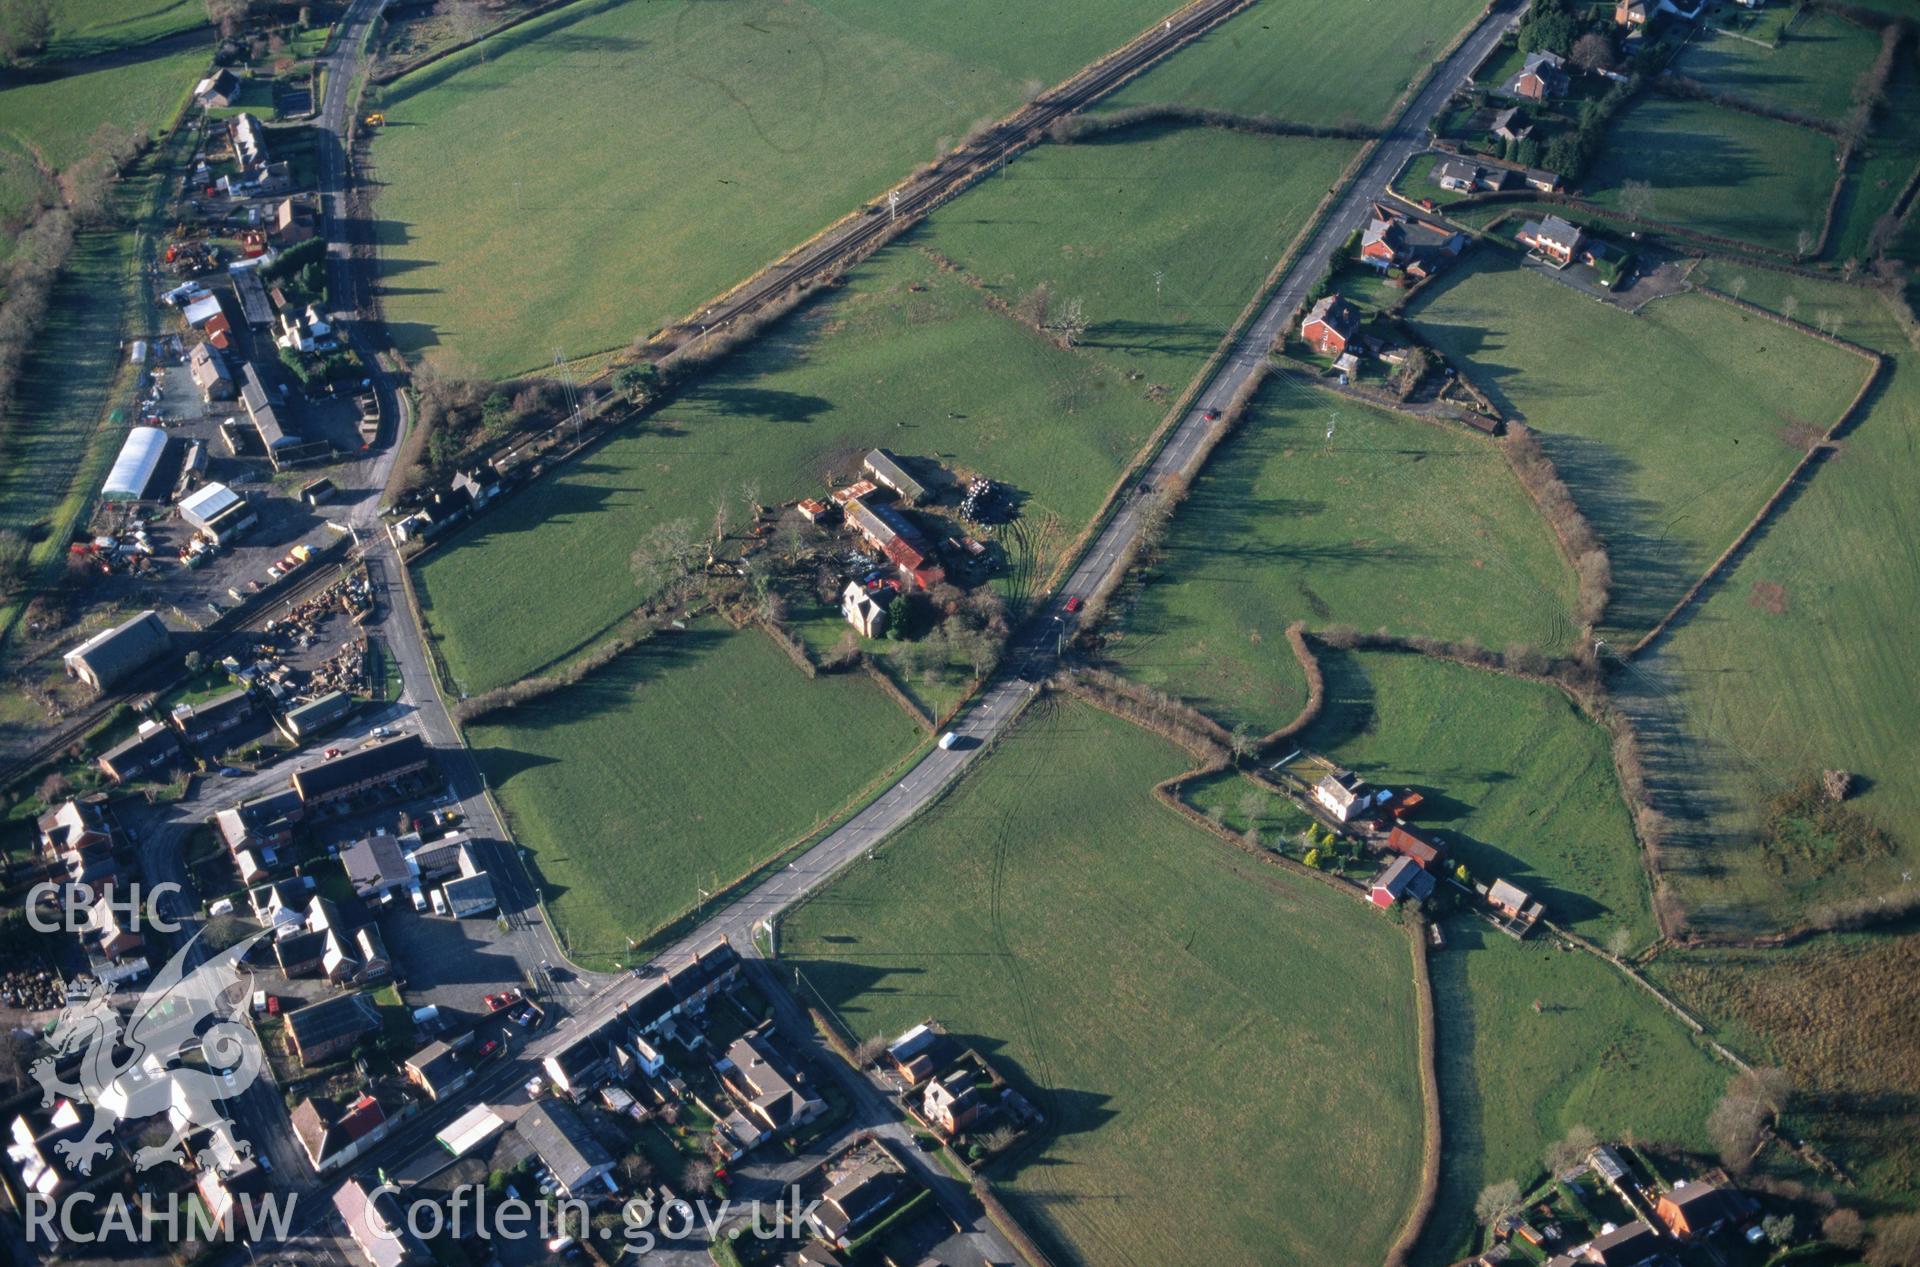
1510 51 1569 100
1301 294 1360 356
1517 215 1587 267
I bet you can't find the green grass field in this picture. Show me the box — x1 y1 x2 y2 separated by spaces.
415 128 1352 691
467 624 923 964
1299 649 1656 946
1614 264 1920 933
1827 48 1920 263
42 0 204 59
1102 376 1577 733
0 43 206 170
371 0 1187 375
783 697 1426 1267
1414 921 1730 1264
1407 257 1871 634
1097 0 1486 125
1674 13 1882 123
1582 95 1838 253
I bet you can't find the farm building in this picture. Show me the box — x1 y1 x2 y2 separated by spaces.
183 293 226 330
1517 216 1587 267
886 1023 943 1085
291 733 432 807
278 690 356 742
1385 825 1446 870
434 1105 505 1159
1509 50 1569 100
841 581 889 638
845 498 945 590
63 611 171 692
188 342 236 401
862 449 926 504
284 992 381 1065
234 272 273 328
830 479 878 507
1300 295 1361 356
1615 0 1649 23
178 482 256 545
291 1094 392 1173
515 1102 615 1198
797 497 838 524
101 427 170 502
239 362 300 463
1369 855 1436 908
1486 877 1545 935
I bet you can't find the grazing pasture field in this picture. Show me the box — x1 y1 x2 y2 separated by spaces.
415 128 1347 691
782 698 1426 1267
44 0 204 58
370 0 1181 375
1415 919 1728 1264
1581 95 1836 253
0 44 206 170
467 624 923 965
1407 258 1870 634
1827 50 1920 263
1673 14 1881 123
1098 0 1487 125
1298 650 1655 946
1102 377 1576 733
1616 266 1920 933
1648 932 1920 1202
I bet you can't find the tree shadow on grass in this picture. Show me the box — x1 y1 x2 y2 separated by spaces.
1411 915 1493 1266
463 627 733 741
1540 433 1698 634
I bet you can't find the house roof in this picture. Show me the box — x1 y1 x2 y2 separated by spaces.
1304 294 1360 335
284 992 380 1052
1488 878 1532 911
1373 855 1436 902
292 1095 387 1166
275 930 327 970
722 1029 820 1129
516 1101 612 1194
342 835 412 892
100 721 183 772
292 733 429 802
1588 1219 1661 1266
406 1041 464 1090
441 871 497 912
332 1179 410 1267
1386 825 1445 866
817 1162 904 1239
862 449 925 501
65 611 171 688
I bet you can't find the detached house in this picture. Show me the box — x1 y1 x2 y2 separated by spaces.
1656 1181 1749 1239
1517 215 1588 267
1311 768 1378 823
292 1095 391 1173
842 581 890 639
1300 294 1361 356
716 1026 825 1146
1358 204 1466 278
1434 158 1515 194
808 1161 907 1249
923 1070 986 1136
1510 50 1570 100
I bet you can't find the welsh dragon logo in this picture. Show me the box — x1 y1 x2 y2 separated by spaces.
30 929 270 1173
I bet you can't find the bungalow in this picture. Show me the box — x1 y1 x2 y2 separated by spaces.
291 1094 391 1172
1490 107 1532 144
1656 1180 1749 1239
1517 215 1587 267
922 1069 985 1136
808 1161 907 1249
1510 51 1570 101
862 449 927 504
516 1101 615 1199
1311 768 1378 823
1370 855 1437 909
194 68 241 109
97 720 186 785
841 581 889 639
1433 158 1515 194
189 342 236 401
404 1042 470 1102
341 834 413 902
63 611 171 692
1385 824 1447 870
716 1025 825 1144
8 1102 87 1200
1524 168 1564 194
1301 294 1361 357
284 992 381 1065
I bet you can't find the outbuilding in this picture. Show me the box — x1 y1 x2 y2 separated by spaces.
101 427 170 502
63 611 172 692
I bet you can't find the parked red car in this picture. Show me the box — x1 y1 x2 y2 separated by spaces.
1064 596 1084 614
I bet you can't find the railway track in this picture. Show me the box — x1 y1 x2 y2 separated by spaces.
0 552 363 787
654 0 1254 354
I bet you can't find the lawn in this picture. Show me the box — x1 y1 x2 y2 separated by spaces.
1298 649 1656 947
1097 0 1488 126
782 697 1427 1267
0 43 207 170
1406 257 1871 635
1614 265 1920 933
1673 12 1883 123
415 127 1351 691
370 0 1184 375
466 623 924 966
1646 931 1920 1204
1413 919 1730 1264
1581 95 1838 253
1102 375 1578 733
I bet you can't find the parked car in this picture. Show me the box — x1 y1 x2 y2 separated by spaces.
484 990 522 1012
1064 596 1084 613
